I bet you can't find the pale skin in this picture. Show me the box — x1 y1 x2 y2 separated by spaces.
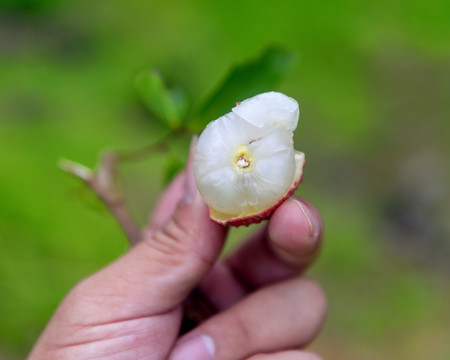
28 145 327 360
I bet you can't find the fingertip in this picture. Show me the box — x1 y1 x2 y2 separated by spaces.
267 198 323 268
297 352 324 360
182 135 199 204
247 351 323 360
146 171 186 233
268 198 318 251
146 135 201 232
300 277 328 324
290 198 323 242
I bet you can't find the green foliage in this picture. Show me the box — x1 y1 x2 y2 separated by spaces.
134 46 297 184
135 70 188 130
190 45 297 131
0 0 59 13
136 45 296 134
163 155 184 185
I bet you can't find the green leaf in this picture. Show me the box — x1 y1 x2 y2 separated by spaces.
190 45 297 130
135 69 188 129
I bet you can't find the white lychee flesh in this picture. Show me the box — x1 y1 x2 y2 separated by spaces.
193 92 305 226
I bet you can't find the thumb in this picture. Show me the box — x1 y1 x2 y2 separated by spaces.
78 139 227 320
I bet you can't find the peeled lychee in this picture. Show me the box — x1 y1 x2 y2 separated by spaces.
193 91 305 226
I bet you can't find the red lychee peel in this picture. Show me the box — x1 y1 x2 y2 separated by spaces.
211 172 304 227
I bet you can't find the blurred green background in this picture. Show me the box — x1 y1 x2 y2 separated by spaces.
1 0 450 359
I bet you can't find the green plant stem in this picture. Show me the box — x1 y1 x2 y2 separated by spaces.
116 129 189 163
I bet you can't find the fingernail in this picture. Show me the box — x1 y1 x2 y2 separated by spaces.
169 334 215 360
291 199 317 242
183 135 199 204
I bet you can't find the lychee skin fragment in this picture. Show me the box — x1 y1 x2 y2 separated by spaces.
193 92 305 226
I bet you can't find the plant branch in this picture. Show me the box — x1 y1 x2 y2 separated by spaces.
60 153 141 245
116 129 188 163
59 130 192 246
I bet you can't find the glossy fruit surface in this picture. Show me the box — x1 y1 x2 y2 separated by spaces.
194 92 305 226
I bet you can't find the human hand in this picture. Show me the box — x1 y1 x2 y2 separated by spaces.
28 141 326 360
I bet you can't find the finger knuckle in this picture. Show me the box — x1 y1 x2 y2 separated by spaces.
228 311 255 351
143 211 213 274
149 214 193 255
